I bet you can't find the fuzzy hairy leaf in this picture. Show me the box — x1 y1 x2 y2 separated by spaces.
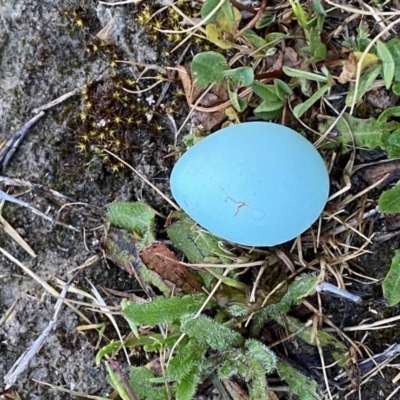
264 274 318 317
168 339 207 381
129 367 168 400
378 181 400 214
166 212 229 265
248 365 269 400
277 360 321 400
245 339 277 373
382 129 400 158
175 367 200 400
123 294 209 326
181 315 243 350
383 249 400 306
125 333 181 353
107 202 155 243
318 113 400 152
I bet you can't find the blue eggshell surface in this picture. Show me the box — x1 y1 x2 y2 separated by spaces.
170 122 329 246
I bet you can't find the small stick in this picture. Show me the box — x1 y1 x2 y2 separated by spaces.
32 88 80 114
0 111 45 168
4 276 75 389
316 281 363 304
107 357 139 400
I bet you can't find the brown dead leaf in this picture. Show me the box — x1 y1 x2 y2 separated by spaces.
96 17 117 44
176 65 230 130
268 391 280 400
338 53 357 84
282 47 301 68
265 51 283 73
176 65 203 105
139 242 203 294
356 160 400 189
222 378 248 400
193 109 227 130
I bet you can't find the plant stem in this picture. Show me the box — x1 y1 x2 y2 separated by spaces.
234 0 267 39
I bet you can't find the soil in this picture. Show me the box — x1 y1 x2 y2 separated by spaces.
1 1 400 400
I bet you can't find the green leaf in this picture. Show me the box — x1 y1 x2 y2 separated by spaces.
274 78 293 100
277 360 321 400
129 367 168 400
191 51 229 87
123 294 210 326
383 249 400 306
175 367 199 400
200 0 223 22
385 38 400 82
288 0 308 29
293 84 329 118
312 0 327 16
243 29 266 49
393 82 400 95
254 104 284 120
377 106 400 123
265 32 287 47
229 89 247 112
255 100 283 113
345 64 382 106
382 129 400 158
106 362 131 400
252 81 280 102
168 339 206 380
378 180 400 214
221 0 234 20
255 11 275 29
377 40 395 89
205 24 232 49
181 315 243 350
96 341 121 365
223 67 254 86
283 66 328 82
107 202 155 242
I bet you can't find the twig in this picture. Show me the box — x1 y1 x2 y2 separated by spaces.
0 189 80 232
316 282 363 304
0 112 45 169
234 0 267 39
4 276 76 389
32 88 80 114
107 357 139 400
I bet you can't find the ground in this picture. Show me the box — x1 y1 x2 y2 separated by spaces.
1 1 400 400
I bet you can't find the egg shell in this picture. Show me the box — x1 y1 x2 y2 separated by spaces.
170 122 329 246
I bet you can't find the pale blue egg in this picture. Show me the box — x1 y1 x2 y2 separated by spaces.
170 122 329 246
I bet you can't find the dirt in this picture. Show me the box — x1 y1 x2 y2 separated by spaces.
0 1 174 398
1 1 400 400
